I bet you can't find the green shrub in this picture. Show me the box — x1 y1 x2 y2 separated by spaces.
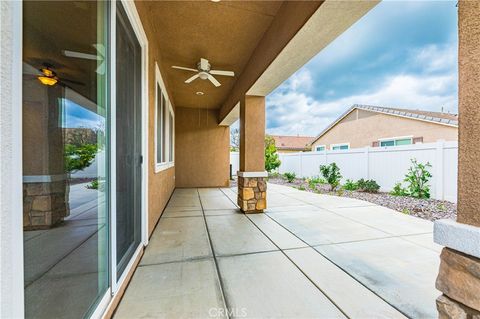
357 178 380 193
320 163 342 191
390 182 408 196
265 135 281 172
284 172 296 183
404 159 432 198
306 176 323 189
298 185 306 191
343 179 358 191
86 179 99 190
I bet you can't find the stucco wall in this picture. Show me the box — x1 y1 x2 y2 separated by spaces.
311 109 458 150
175 107 230 188
457 1 480 227
136 3 176 236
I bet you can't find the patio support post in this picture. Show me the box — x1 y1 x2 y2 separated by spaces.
433 1 480 318
237 95 267 213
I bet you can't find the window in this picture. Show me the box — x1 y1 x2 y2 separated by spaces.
315 145 326 151
331 144 349 150
379 137 412 147
155 63 174 172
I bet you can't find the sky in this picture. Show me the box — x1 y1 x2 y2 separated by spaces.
265 0 458 137
63 99 104 129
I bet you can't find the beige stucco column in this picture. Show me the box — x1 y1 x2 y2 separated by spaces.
434 2 480 317
237 95 267 213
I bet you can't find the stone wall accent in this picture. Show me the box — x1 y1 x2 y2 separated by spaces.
237 176 266 213
436 248 480 314
23 181 69 229
437 295 480 319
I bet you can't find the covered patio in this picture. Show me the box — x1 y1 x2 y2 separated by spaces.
115 183 440 318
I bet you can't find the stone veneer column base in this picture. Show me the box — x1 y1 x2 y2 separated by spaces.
435 247 480 318
237 174 267 213
23 180 69 230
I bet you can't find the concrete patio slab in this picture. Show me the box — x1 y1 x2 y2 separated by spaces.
174 188 199 196
285 247 407 319
201 195 237 210
116 184 441 319
168 194 202 208
162 209 203 218
140 216 211 265
217 251 346 319
115 259 226 319
198 188 226 197
402 233 443 253
269 209 390 245
24 224 99 283
203 208 243 216
330 205 433 236
246 214 307 249
316 236 440 319
206 215 277 256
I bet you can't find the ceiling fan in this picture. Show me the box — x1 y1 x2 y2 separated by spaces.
172 58 234 87
23 62 84 87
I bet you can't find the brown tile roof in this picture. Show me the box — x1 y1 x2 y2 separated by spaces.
270 135 314 151
311 104 458 145
357 105 458 124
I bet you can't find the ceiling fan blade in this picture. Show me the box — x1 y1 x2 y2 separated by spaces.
200 58 209 70
207 74 221 87
23 62 39 75
172 66 198 72
185 74 200 84
59 77 85 86
63 50 100 60
210 70 235 77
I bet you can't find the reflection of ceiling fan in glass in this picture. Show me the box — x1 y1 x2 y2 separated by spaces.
23 62 84 87
62 44 106 75
172 58 234 87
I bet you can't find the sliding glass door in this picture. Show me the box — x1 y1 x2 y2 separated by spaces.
22 1 109 318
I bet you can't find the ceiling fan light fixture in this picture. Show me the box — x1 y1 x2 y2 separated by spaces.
38 76 58 86
199 72 209 80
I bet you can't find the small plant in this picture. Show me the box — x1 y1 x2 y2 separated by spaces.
86 179 99 190
284 172 296 183
269 172 281 179
306 176 323 190
437 203 446 211
390 182 408 196
343 179 358 191
402 208 411 215
336 188 345 196
404 159 432 198
357 178 380 193
298 185 306 191
320 162 342 191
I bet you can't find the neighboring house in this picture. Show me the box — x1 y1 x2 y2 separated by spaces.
310 104 458 151
270 135 314 153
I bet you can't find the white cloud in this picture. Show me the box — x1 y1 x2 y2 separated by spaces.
267 70 457 136
410 44 457 73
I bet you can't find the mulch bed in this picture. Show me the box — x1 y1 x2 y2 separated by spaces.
259 176 456 222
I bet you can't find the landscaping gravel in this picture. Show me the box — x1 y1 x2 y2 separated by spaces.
266 177 457 222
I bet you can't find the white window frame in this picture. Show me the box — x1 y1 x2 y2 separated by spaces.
378 135 413 147
109 0 150 301
315 145 326 152
330 143 350 150
154 62 174 173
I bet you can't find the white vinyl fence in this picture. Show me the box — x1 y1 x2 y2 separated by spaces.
230 141 458 202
